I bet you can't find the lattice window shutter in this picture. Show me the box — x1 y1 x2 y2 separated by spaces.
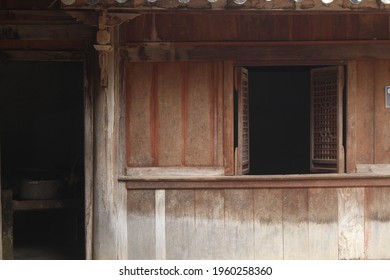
310 66 344 173
235 67 250 175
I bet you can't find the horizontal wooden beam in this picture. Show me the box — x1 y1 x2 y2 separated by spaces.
121 41 390 61
121 173 390 189
0 50 84 61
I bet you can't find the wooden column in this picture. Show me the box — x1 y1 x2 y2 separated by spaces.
92 26 126 259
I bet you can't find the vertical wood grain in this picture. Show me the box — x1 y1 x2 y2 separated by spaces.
223 62 235 175
125 62 154 167
308 188 339 259
157 63 183 166
117 182 128 260
224 189 254 259
216 62 224 167
346 60 357 173
374 60 390 164
283 189 309 260
155 190 166 260
254 189 283 260
366 187 390 259
186 62 214 166
195 189 225 259
165 189 196 259
355 60 375 164
338 188 365 259
127 189 156 260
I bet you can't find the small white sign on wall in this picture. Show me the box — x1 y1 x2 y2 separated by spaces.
386 86 390 108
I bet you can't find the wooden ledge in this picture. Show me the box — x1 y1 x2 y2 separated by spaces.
120 173 390 189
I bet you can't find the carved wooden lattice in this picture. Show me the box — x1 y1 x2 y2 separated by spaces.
311 66 344 173
236 67 250 175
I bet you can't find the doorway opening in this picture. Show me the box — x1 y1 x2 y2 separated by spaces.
235 66 346 175
0 61 85 259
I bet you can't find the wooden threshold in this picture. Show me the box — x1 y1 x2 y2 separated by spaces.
120 173 390 189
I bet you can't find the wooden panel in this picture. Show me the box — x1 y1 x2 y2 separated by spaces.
355 60 375 164
374 60 390 164
254 189 283 260
224 189 254 259
127 190 156 259
283 189 309 260
308 188 338 259
338 188 365 259
346 60 357 173
157 63 183 166
185 62 214 166
366 187 390 259
195 189 225 259
123 14 390 43
155 190 166 260
165 189 196 259
223 62 235 175
126 63 154 167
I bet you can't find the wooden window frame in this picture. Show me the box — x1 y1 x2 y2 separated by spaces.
229 61 349 176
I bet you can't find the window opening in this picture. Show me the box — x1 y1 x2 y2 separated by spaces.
234 65 346 175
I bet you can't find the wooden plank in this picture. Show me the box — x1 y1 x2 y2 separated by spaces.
127 189 156 260
366 187 390 259
157 63 183 166
338 187 365 259
185 62 214 166
125 62 154 167
165 189 196 259
155 190 166 260
195 189 225 259
374 60 390 164
254 189 283 260
346 60 357 173
308 188 338 259
122 174 390 189
224 189 254 259
123 43 390 62
223 62 235 175
283 189 309 260
84 49 96 260
356 60 375 164
216 62 224 167
117 182 128 260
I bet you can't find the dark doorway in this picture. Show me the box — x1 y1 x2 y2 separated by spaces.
247 67 312 175
0 61 85 259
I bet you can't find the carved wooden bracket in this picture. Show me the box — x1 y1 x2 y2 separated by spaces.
66 10 139 87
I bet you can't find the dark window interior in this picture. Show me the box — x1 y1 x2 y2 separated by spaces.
247 66 312 175
0 61 85 259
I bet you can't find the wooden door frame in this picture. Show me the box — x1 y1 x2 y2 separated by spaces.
0 50 93 259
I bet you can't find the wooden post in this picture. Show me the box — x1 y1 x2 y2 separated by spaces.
92 25 125 259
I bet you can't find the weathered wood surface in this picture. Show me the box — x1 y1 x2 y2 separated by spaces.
122 43 390 62
125 62 223 171
122 13 390 43
126 186 390 260
1 189 12 260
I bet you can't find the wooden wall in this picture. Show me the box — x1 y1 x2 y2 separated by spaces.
125 62 224 168
125 186 390 260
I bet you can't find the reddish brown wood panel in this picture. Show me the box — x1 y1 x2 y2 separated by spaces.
125 62 221 168
125 62 154 167
355 60 375 164
374 60 390 164
122 13 390 43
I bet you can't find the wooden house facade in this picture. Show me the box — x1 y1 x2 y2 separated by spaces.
1 0 390 260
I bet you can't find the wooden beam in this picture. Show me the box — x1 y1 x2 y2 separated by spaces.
121 41 390 62
122 174 390 189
